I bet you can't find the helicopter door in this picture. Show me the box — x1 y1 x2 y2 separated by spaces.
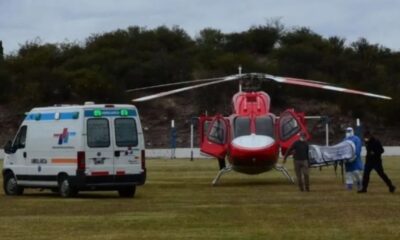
277 109 309 156
199 115 229 159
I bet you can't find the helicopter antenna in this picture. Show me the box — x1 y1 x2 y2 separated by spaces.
238 65 242 92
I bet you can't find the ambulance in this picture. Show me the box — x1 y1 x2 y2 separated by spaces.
2 103 146 197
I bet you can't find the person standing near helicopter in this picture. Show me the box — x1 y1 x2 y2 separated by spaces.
283 132 310 192
344 127 363 191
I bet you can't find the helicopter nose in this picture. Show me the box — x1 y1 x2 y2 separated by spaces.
232 134 275 150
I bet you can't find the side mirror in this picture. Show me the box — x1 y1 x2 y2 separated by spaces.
4 141 15 154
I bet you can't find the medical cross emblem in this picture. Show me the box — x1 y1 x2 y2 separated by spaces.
54 128 76 145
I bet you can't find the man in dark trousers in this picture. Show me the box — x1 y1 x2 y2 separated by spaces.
283 132 310 192
358 131 396 193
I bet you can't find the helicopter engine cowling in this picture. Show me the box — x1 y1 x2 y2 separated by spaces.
228 134 279 174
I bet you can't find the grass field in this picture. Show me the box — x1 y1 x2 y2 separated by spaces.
1 158 400 240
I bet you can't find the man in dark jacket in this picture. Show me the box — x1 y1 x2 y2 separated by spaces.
283 132 310 192
358 131 396 193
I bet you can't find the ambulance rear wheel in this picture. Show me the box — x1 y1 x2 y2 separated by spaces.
59 178 78 198
118 185 136 198
4 173 24 196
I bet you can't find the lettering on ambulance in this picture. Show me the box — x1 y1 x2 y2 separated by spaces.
31 159 48 164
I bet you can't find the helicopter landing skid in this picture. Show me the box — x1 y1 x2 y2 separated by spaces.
212 166 233 186
274 165 295 184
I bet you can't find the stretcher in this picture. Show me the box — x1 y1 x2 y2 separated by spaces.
308 140 356 167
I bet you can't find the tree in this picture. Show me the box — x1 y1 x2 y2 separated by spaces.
0 41 11 102
0 24 397 127
0 40 4 61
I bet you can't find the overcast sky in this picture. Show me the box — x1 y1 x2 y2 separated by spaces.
1 0 400 54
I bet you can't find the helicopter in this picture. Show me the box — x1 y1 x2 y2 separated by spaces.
127 68 391 185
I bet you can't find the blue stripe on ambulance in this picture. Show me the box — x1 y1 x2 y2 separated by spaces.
24 109 136 121
25 112 79 121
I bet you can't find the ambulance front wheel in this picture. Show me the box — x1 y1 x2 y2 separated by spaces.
118 185 136 198
59 176 78 198
4 172 24 196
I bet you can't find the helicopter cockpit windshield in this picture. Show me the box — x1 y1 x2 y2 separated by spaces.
255 116 274 138
234 115 275 138
234 117 251 137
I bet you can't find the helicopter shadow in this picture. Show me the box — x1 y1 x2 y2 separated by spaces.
212 179 293 188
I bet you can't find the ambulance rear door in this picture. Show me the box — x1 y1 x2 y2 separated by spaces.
111 108 143 176
84 109 115 178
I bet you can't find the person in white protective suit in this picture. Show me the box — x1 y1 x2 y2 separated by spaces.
344 127 363 190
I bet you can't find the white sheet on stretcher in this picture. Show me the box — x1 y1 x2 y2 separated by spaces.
308 140 356 167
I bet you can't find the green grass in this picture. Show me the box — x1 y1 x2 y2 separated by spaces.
1 158 400 240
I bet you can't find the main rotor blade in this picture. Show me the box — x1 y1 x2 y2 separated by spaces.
126 76 225 93
132 74 242 102
259 73 392 100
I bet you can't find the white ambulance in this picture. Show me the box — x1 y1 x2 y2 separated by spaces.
2 103 146 197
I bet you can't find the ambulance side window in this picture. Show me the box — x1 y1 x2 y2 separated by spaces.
87 118 110 148
13 125 27 149
115 118 138 147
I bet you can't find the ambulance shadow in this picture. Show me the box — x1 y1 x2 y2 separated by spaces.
20 191 139 199
77 192 139 199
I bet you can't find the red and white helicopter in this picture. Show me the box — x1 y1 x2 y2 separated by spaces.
128 68 391 185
